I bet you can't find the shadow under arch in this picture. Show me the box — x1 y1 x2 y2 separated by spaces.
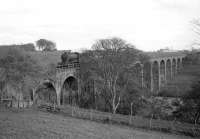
143 62 151 89
34 80 57 105
60 76 78 106
177 58 181 73
152 61 159 92
172 58 176 78
134 62 143 88
160 60 165 87
166 59 171 82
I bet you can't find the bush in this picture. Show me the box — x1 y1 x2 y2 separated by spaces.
173 81 200 124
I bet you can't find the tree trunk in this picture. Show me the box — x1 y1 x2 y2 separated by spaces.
32 88 36 102
130 102 133 116
112 95 120 114
194 112 200 125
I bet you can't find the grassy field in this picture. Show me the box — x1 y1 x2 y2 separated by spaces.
0 108 197 139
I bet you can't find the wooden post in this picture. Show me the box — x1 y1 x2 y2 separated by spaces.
164 60 167 84
158 61 161 91
170 59 173 79
150 62 154 92
141 65 144 88
129 102 133 124
90 109 92 120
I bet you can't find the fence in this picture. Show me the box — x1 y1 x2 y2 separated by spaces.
38 104 200 137
0 98 33 108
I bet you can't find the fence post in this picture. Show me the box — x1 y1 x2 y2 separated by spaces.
74 106 76 117
129 115 132 125
192 123 198 137
71 106 74 117
90 109 92 120
78 107 81 118
109 113 112 125
171 118 176 132
150 114 153 129
158 117 161 132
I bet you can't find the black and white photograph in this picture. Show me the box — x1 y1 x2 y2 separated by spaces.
0 0 200 138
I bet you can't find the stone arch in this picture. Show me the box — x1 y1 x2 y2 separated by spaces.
182 57 186 66
166 59 171 82
55 63 80 106
60 76 78 106
152 61 159 91
172 58 176 78
160 60 165 87
34 80 57 105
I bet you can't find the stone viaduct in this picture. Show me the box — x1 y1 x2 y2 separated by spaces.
35 51 186 106
134 51 186 92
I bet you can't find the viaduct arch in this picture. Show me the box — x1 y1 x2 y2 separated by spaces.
55 64 80 106
34 79 57 105
34 52 80 106
145 52 185 92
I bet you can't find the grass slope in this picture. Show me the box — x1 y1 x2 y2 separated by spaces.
0 108 196 139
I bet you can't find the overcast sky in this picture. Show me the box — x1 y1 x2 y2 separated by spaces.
0 0 200 51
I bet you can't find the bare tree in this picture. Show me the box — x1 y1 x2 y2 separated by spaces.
0 48 42 105
91 37 142 114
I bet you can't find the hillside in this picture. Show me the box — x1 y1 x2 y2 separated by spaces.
27 51 63 68
0 45 64 69
1 46 199 97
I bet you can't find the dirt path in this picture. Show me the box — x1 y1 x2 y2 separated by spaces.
0 109 195 139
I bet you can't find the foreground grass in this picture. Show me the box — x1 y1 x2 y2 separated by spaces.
0 108 197 139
